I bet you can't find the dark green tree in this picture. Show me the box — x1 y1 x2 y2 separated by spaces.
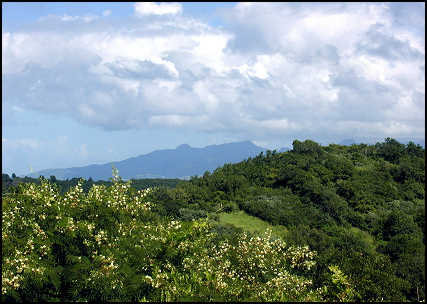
375 137 405 163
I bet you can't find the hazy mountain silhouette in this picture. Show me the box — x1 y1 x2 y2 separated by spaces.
278 146 291 153
27 141 267 181
339 138 357 146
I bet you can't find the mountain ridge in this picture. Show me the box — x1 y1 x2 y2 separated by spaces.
26 141 270 181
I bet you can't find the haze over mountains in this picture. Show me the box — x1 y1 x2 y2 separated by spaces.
23 138 424 181
26 141 286 181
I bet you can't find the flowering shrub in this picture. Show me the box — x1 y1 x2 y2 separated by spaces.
2 176 153 301
152 226 323 301
2 172 353 301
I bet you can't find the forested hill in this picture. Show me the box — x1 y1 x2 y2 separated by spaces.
149 138 425 301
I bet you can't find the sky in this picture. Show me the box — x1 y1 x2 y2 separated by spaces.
2 2 425 176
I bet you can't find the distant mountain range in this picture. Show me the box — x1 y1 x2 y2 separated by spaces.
338 139 357 146
21 138 424 181
27 141 286 181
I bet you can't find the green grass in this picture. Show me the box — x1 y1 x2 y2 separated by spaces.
218 210 288 240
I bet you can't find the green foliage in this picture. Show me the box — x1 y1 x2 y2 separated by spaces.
2 172 336 302
405 141 425 158
2 173 182 197
375 137 405 163
383 209 418 241
325 265 359 301
292 139 324 158
144 137 424 302
3 137 424 302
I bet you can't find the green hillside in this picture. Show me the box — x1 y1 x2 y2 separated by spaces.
149 137 425 301
2 138 424 302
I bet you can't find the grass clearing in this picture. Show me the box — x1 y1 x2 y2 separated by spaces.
218 210 288 240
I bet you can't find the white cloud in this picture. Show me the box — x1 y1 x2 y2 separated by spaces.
103 10 112 17
39 13 100 23
149 114 207 127
134 2 182 16
3 138 41 150
2 3 425 145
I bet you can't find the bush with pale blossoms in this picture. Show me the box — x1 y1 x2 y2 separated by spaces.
2 173 355 302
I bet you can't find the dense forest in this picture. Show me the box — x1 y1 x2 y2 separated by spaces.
2 138 425 301
2 174 181 195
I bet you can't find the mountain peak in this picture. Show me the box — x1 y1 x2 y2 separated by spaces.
177 144 191 150
239 140 255 146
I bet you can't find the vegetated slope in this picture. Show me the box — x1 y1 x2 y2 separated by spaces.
149 138 425 302
25 141 268 181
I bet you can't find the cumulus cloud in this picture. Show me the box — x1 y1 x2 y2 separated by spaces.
134 2 182 16
2 2 425 145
